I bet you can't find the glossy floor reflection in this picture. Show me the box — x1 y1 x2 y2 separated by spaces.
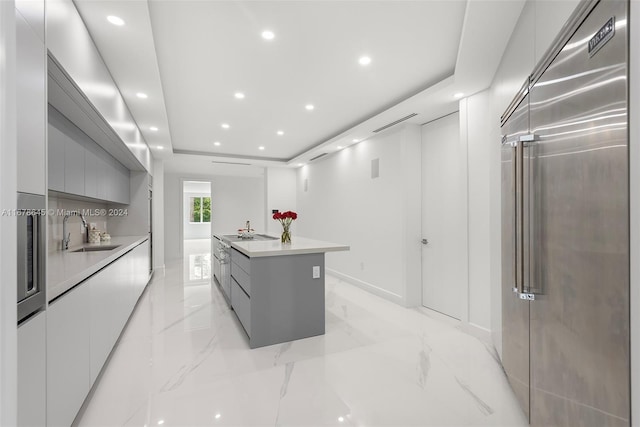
76 241 527 427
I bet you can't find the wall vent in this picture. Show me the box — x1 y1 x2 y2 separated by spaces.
309 153 328 162
211 161 252 166
372 113 418 133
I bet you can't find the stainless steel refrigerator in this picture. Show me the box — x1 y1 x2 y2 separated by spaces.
501 0 629 425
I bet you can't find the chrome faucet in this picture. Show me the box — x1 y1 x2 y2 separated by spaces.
246 220 251 231
62 211 88 250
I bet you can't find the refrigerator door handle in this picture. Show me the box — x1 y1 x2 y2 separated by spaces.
511 141 519 294
523 133 538 298
516 139 524 297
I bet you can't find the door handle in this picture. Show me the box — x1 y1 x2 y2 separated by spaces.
421 238 428 245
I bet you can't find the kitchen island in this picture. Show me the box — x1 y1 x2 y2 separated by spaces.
218 235 349 348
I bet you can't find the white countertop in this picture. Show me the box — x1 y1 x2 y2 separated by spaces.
47 235 149 302
227 235 350 258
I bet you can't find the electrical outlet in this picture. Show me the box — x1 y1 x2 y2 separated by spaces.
312 266 320 279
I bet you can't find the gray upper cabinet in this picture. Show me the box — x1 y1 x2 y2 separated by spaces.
48 107 130 204
47 122 65 192
95 156 108 200
84 147 99 199
16 9 45 195
64 134 85 196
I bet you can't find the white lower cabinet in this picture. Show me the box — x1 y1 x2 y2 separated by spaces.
89 266 118 384
47 284 91 427
47 240 150 425
18 311 46 427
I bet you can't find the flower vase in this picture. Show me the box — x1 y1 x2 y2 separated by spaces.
281 225 291 244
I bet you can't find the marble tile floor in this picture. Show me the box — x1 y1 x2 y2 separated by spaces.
76 241 528 427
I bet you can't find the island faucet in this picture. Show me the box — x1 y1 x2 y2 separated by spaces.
62 211 88 250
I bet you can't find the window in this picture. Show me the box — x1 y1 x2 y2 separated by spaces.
189 196 211 223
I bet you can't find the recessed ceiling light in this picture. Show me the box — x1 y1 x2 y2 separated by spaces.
221 123 230 129
234 92 245 99
305 104 315 111
297 163 304 167
277 130 284 136
155 146 164 150
215 414 221 420
337 145 343 149
454 92 465 99
358 56 372 66
213 141 221 146
258 146 265 150
261 30 275 40
150 126 158 131
136 92 148 99
352 138 360 143
106 15 125 26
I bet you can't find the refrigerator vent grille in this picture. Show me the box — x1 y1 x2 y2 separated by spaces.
372 113 418 133
309 153 328 162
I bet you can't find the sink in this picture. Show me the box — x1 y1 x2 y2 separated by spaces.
71 245 120 253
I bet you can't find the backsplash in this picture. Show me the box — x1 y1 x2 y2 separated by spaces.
48 196 109 253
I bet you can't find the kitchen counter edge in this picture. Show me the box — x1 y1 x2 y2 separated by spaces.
225 235 350 258
47 235 149 302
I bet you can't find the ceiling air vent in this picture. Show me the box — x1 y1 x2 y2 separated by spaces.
372 113 418 133
211 161 252 166
309 153 328 162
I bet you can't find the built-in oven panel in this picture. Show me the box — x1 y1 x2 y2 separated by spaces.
17 193 46 322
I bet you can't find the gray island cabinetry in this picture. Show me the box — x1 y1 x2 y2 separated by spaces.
226 236 349 349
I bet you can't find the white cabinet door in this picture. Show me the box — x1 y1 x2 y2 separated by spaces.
64 136 85 196
47 285 91 427
17 311 46 427
89 266 118 384
16 11 45 195
47 120 66 192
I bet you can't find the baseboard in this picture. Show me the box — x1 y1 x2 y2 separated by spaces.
326 268 404 306
461 322 493 345
416 306 494 346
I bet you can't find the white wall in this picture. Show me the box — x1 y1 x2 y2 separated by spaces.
0 0 17 423
297 124 422 306
265 168 297 235
164 173 265 260
460 93 492 331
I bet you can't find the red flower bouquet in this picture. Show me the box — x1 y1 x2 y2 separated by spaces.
273 210 297 243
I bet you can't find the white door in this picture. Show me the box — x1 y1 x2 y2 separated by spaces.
421 112 467 319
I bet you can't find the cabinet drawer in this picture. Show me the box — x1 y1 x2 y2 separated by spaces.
231 261 251 296
231 248 250 274
231 278 251 337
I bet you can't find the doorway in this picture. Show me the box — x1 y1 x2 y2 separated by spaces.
421 112 468 320
182 180 212 283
